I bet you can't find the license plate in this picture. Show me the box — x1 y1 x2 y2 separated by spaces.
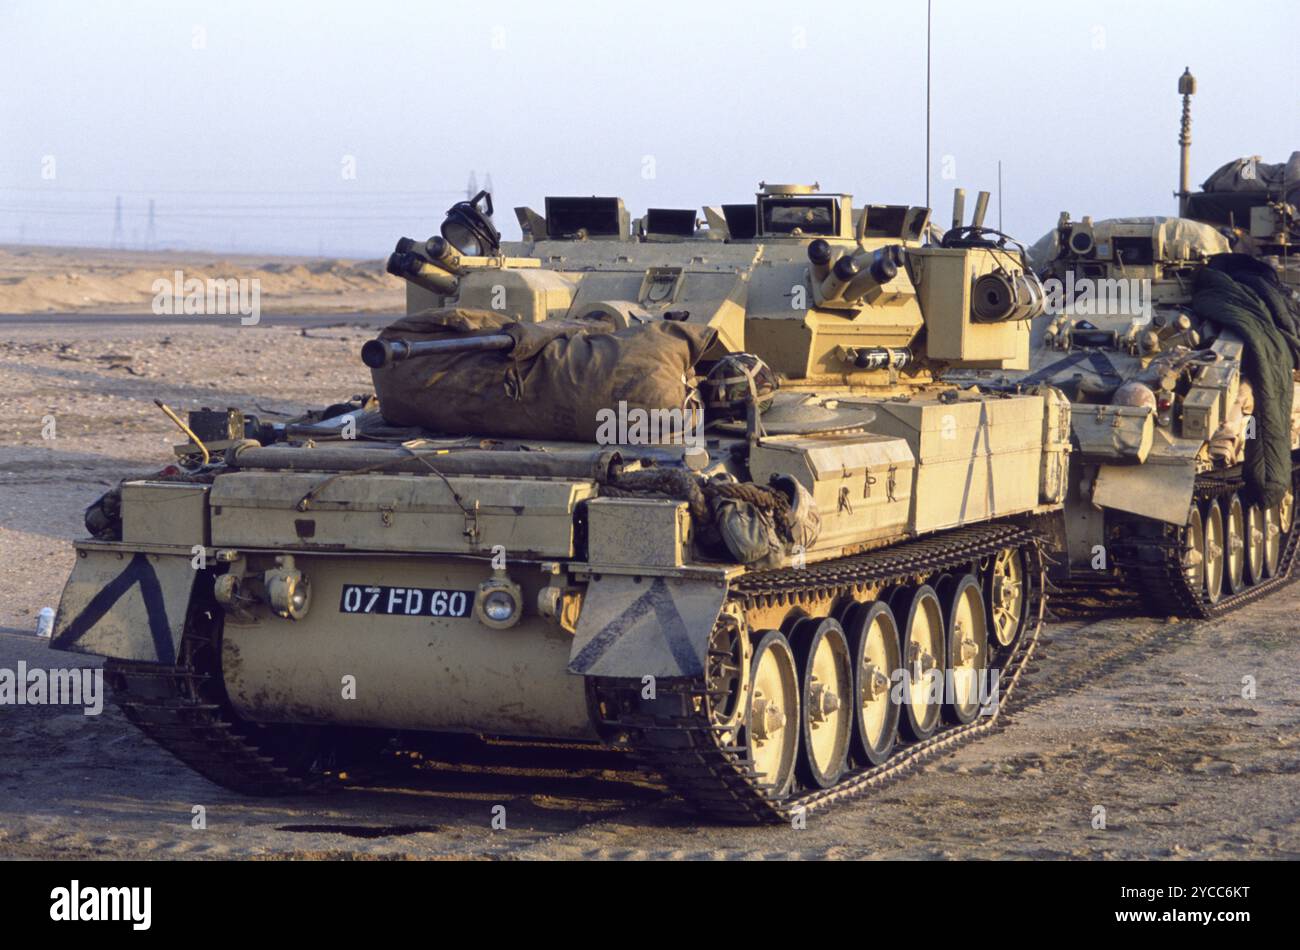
339 584 474 618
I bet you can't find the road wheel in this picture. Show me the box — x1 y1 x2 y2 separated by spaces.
1263 502 1283 578
939 575 990 725
898 585 945 742
1246 503 1267 586
1224 493 1247 595
842 600 901 767
1202 499 1225 604
744 630 800 800
1182 505 1205 594
790 618 852 788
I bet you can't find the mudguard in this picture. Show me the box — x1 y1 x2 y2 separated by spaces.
567 573 728 679
51 548 196 664
1092 431 1200 525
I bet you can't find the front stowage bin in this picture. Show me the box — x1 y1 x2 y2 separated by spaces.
219 553 598 741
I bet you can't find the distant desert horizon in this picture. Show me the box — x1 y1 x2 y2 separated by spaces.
0 244 405 314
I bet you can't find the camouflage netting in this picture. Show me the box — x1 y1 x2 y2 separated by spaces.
1027 217 1229 272
371 308 716 442
1194 254 1300 506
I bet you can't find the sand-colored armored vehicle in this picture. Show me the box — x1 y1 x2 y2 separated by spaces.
969 71 1300 617
50 183 1069 822
1014 213 1300 615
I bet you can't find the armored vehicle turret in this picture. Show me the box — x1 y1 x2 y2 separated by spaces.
50 182 1069 822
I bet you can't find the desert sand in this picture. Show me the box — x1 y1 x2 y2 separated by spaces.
0 245 404 314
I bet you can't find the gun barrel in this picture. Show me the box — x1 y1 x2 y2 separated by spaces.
362 333 515 369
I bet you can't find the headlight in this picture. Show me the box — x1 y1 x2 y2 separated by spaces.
441 190 501 258
475 572 522 629
264 555 310 620
483 590 517 623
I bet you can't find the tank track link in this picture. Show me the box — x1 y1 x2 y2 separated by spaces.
593 523 1047 824
106 662 328 794
104 612 354 796
1114 461 1300 620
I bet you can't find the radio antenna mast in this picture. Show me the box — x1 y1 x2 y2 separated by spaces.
925 0 932 215
998 160 1003 231
1177 67 1196 216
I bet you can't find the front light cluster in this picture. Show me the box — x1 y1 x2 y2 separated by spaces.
264 554 311 621
475 571 523 629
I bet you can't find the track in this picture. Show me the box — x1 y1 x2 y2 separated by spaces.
1114 462 1299 619
105 594 363 796
594 523 1047 823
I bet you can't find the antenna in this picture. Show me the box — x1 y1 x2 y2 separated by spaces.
925 0 932 214
998 160 1003 231
1177 67 1196 216
145 199 157 250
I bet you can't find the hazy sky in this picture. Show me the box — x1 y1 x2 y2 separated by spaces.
1 0 1296 256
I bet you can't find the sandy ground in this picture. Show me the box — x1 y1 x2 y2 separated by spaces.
0 311 1297 860
0 245 404 314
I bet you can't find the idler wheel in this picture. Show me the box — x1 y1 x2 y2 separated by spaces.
984 547 1028 649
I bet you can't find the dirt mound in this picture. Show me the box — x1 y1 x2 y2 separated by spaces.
0 245 403 313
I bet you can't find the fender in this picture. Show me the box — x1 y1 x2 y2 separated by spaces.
51 546 197 664
567 573 729 679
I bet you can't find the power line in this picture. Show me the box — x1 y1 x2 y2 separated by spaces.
0 185 465 196
0 205 449 221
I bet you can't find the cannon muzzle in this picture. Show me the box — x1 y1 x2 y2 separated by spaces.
361 333 515 369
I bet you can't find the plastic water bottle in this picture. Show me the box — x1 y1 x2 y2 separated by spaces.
36 607 55 638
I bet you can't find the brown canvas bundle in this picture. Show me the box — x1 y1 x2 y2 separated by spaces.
371 308 717 442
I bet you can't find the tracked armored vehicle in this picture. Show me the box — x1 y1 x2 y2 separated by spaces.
965 71 1300 618
51 183 1069 822
1012 213 1300 616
